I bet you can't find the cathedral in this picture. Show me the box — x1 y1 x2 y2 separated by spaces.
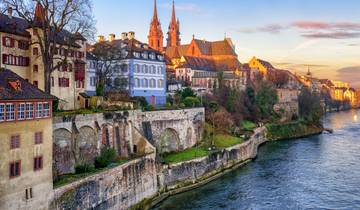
148 0 241 85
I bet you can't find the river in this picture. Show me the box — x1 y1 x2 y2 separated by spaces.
154 109 360 210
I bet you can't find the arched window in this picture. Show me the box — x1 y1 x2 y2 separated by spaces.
122 64 128 73
157 66 162 74
135 78 140 87
142 65 148 73
158 79 164 88
134 64 139 73
150 79 156 88
142 79 148 88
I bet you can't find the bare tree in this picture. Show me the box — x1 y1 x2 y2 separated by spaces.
89 41 125 95
0 0 95 93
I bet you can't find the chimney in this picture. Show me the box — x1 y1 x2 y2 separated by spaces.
7 7 13 18
128 31 135 40
121 32 128 40
109 34 115 42
97 35 105 42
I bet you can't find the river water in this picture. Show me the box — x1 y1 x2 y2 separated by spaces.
154 110 360 210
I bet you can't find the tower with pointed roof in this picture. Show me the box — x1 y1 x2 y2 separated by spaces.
148 0 164 52
167 0 181 47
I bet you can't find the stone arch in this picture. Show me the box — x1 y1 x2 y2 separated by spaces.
186 127 193 146
159 128 180 154
75 126 98 164
53 128 74 176
101 123 114 148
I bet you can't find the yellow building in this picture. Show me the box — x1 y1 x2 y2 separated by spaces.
0 69 55 210
248 56 274 77
0 5 87 110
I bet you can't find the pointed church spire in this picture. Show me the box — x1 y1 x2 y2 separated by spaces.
153 0 159 21
148 0 164 52
34 1 45 25
171 0 176 24
167 0 181 47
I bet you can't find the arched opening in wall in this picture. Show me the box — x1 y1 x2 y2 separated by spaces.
101 124 114 148
186 127 193 146
159 128 180 154
53 128 75 177
75 126 98 165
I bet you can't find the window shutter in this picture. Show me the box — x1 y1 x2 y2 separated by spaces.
10 38 15 48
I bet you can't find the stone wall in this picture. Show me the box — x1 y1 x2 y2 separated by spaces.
132 108 205 153
51 153 157 210
158 127 267 190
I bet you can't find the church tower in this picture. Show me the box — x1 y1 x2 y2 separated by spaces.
167 0 181 47
148 0 164 52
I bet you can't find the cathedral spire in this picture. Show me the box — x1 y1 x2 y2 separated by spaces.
148 0 164 52
171 0 176 24
167 0 181 47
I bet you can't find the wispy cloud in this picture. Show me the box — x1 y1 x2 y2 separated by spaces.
159 3 200 12
237 21 360 39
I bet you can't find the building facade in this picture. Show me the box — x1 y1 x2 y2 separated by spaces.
0 5 87 111
92 32 167 106
0 69 55 210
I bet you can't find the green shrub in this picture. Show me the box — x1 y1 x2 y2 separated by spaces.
179 103 186 109
183 97 201 107
75 163 95 174
95 147 117 169
166 102 172 108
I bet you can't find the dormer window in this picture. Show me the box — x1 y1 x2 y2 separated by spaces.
149 53 155 60
143 45 149 49
8 80 21 91
133 52 140 58
142 53 148 59
157 55 164 61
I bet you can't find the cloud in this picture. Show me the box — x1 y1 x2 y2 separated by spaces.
336 66 360 88
159 3 200 12
238 24 286 34
301 31 360 39
236 21 360 40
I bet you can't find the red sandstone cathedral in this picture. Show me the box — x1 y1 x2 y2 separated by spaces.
148 0 240 73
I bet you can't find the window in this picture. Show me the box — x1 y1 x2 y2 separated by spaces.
2 37 14 47
35 132 43 144
26 103 34 119
9 161 21 178
43 102 50 117
34 156 43 171
6 103 15 121
142 65 148 73
36 103 43 118
33 47 39 56
33 65 38 72
142 79 148 88
10 135 20 149
122 64 128 73
18 40 29 50
134 78 140 88
0 103 4 121
51 77 54 87
18 103 25 120
59 78 70 87
33 81 38 87
25 188 33 200
158 79 164 88
150 79 156 88
134 64 140 73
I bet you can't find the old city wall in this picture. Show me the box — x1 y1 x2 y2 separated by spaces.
158 128 267 191
51 153 158 210
132 108 205 153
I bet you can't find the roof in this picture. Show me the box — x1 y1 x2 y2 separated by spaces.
179 56 215 71
258 59 274 69
0 69 56 101
0 13 85 48
165 39 237 59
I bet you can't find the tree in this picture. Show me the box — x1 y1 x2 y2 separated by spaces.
268 70 289 88
1 0 95 93
90 42 124 95
255 82 278 120
298 87 323 125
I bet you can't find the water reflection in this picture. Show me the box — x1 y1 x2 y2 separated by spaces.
154 109 360 210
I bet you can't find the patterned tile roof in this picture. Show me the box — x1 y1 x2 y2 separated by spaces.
0 69 56 100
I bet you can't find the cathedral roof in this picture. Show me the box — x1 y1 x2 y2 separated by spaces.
178 55 240 71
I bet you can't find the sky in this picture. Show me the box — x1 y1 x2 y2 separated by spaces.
93 0 360 88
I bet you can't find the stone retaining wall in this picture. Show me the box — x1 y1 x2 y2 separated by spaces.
159 127 267 190
51 153 157 210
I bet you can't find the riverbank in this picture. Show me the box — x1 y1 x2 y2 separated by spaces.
138 122 324 210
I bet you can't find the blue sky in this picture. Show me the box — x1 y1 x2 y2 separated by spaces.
93 0 360 87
